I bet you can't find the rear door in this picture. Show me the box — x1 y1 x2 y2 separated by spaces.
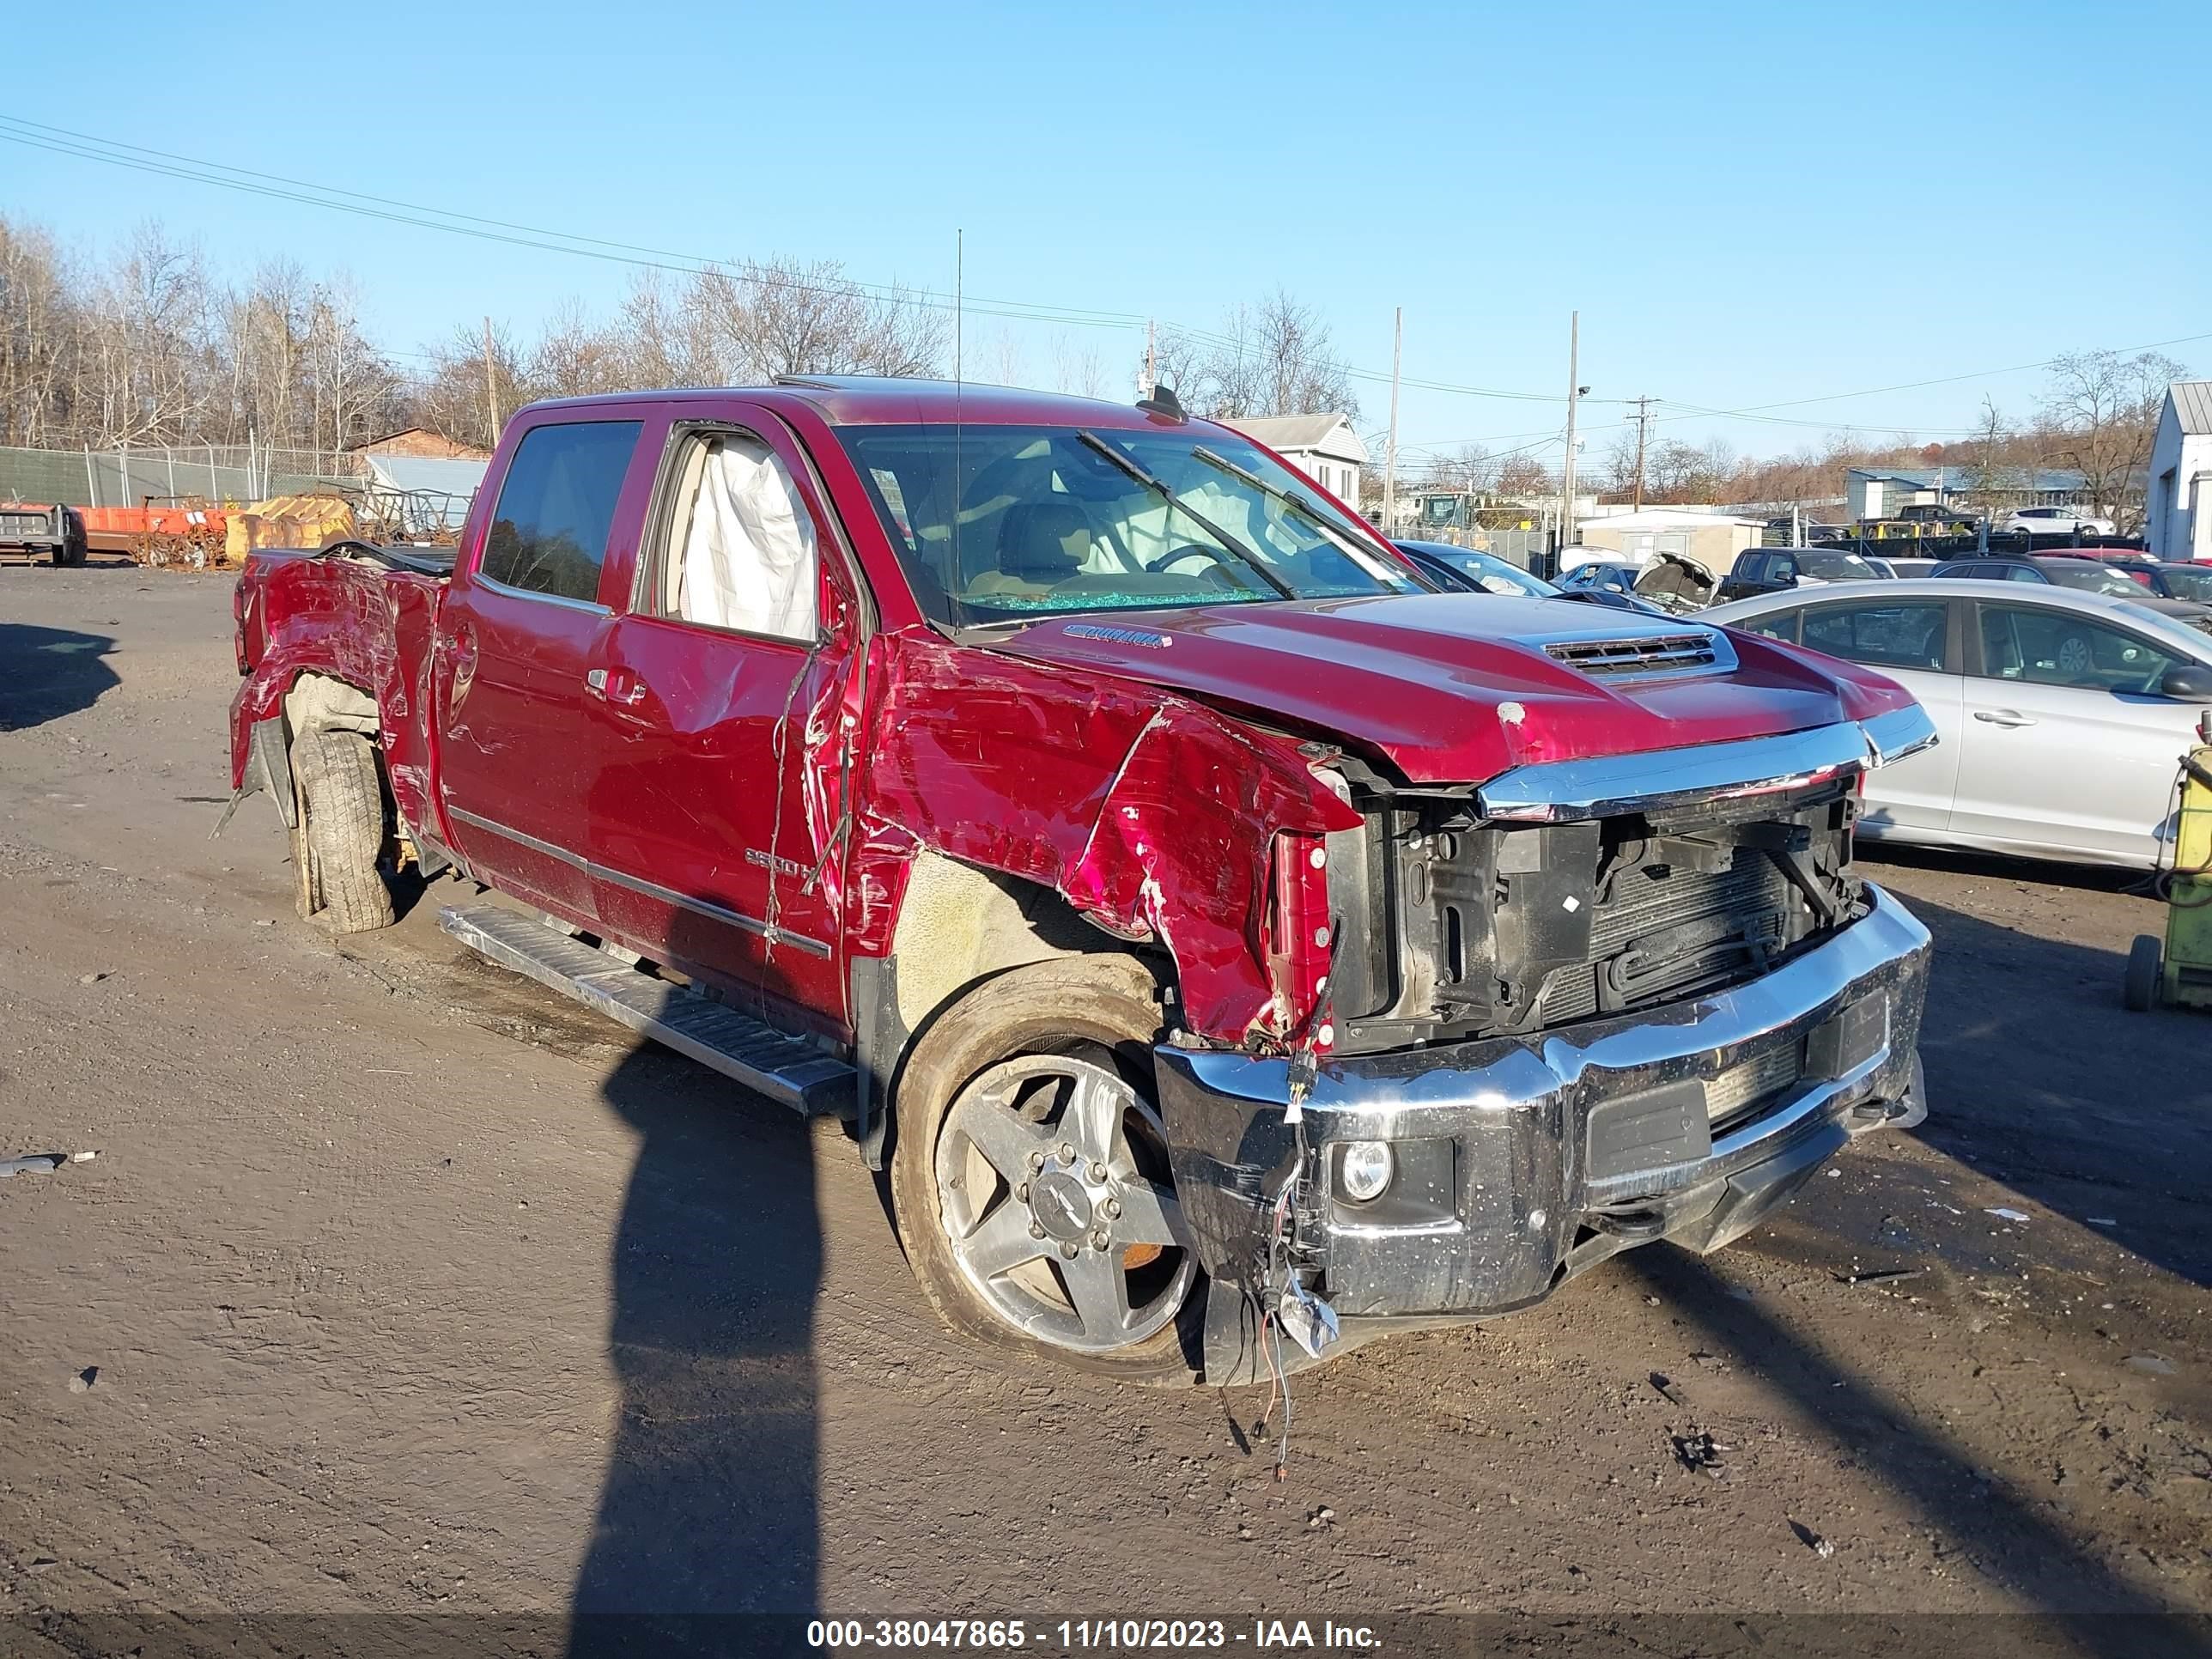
434 416 650 920
1796 594 1964 836
584 406 862 1034
1952 599 2198 863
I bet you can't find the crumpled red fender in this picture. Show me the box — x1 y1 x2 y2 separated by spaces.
228 556 442 836
848 630 1360 1042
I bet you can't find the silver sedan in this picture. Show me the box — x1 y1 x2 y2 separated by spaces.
1704 578 2212 867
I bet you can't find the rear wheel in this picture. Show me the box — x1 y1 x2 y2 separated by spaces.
2124 933 2162 1012
289 728 395 933
890 956 1201 1382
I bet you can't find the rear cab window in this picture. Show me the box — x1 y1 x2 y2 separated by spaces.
479 420 644 605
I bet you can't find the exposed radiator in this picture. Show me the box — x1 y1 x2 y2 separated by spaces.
1539 848 1792 1024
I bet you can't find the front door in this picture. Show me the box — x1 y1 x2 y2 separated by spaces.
434 416 648 919
1952 599 2198 862
585 410 857 1033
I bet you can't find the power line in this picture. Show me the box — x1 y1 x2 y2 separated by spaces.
0 118 1141 334
7 113 2202 433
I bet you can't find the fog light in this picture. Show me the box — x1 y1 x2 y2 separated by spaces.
1339 1139 1394 1203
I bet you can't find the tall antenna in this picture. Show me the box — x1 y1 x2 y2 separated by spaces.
1383 306 1402 534
953 228 963 618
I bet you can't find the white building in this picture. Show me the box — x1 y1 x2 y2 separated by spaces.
1227 413 1368 511
2148 381 2212 562
1572 506 1765 569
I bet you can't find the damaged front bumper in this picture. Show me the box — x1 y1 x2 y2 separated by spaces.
1160 884 1931 1379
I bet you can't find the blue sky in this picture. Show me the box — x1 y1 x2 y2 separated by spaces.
3 0 2205 469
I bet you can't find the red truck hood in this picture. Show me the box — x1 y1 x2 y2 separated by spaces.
989 593 1911 785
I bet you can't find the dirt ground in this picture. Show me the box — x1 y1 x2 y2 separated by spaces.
3 564 2209 1654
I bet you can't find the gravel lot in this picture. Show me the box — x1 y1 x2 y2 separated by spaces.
3 564 2208 1654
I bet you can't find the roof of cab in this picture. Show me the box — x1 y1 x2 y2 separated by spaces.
514 375 1197 432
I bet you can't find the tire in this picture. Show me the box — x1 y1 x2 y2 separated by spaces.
289 728 395 933
2124 933 2162 1012
889 955 1203 1383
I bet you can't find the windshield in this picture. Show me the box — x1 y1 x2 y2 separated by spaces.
2043 561 2150 597
1798 550 1884 580
2154 564 2212 602
2111 599 2212 653
836 423 1419 625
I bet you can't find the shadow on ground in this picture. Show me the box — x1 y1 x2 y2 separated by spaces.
0 623 119 731
1630 1249 2196 1645
568 1042 822 1653
1869 884 2212 1291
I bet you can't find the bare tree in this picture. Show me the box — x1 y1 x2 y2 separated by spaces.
700 257 946 383
2039 349 2186 528
416 319 527 453
0 215 78 447
528 299 632 401
1494 454 1554 497
1156 289 1359 421
1049 331 1103 398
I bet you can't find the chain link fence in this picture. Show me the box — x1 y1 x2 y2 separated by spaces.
0 443 351 508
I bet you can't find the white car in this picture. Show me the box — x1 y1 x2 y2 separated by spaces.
2002 505 2117 537
1704 579 2212 867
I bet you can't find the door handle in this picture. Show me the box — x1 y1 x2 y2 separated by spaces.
1972 709 2036 727
586 667 647 706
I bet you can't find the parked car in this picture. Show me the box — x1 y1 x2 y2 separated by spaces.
1884 557 1941 579
1706 578 2212 866
1394 539 1663 614
226 378 1935 1380
2089 556 2212 605
2001 506 2116 538
1926 554 2212 615
1717 546 1892 602
1557 551 1715 612
1392 540 1555 597
0 501 88 566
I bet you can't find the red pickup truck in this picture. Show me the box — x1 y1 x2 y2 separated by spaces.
229 378 1936 1382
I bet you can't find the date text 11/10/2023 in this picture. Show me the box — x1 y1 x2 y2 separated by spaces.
805 1618 1382 1650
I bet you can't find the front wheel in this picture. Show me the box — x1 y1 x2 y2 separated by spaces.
889 956 1202 1382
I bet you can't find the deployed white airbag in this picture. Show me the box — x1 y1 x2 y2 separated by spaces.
679 437 817 639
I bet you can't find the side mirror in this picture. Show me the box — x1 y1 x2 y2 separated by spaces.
2159 664 2212 701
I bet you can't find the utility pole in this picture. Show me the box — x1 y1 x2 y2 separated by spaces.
1630 393 1656 511
953 229 963 383
482 317 501 446
1559 312 1583 558
1140 319 1157 399
1383 306 1402 536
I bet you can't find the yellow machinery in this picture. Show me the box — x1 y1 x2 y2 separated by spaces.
2127 714 2212 1012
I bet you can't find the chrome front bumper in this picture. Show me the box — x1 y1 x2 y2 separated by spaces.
1158 884 1931 1328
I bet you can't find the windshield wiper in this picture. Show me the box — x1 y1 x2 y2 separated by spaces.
1076 430 1297 600
1188 444 1427 589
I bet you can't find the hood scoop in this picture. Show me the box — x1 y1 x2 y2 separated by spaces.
1540 630 1734 680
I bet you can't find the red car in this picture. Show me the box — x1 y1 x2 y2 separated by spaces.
227 379 1936 1380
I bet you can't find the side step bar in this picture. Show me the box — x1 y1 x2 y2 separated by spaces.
440 903 855 1118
